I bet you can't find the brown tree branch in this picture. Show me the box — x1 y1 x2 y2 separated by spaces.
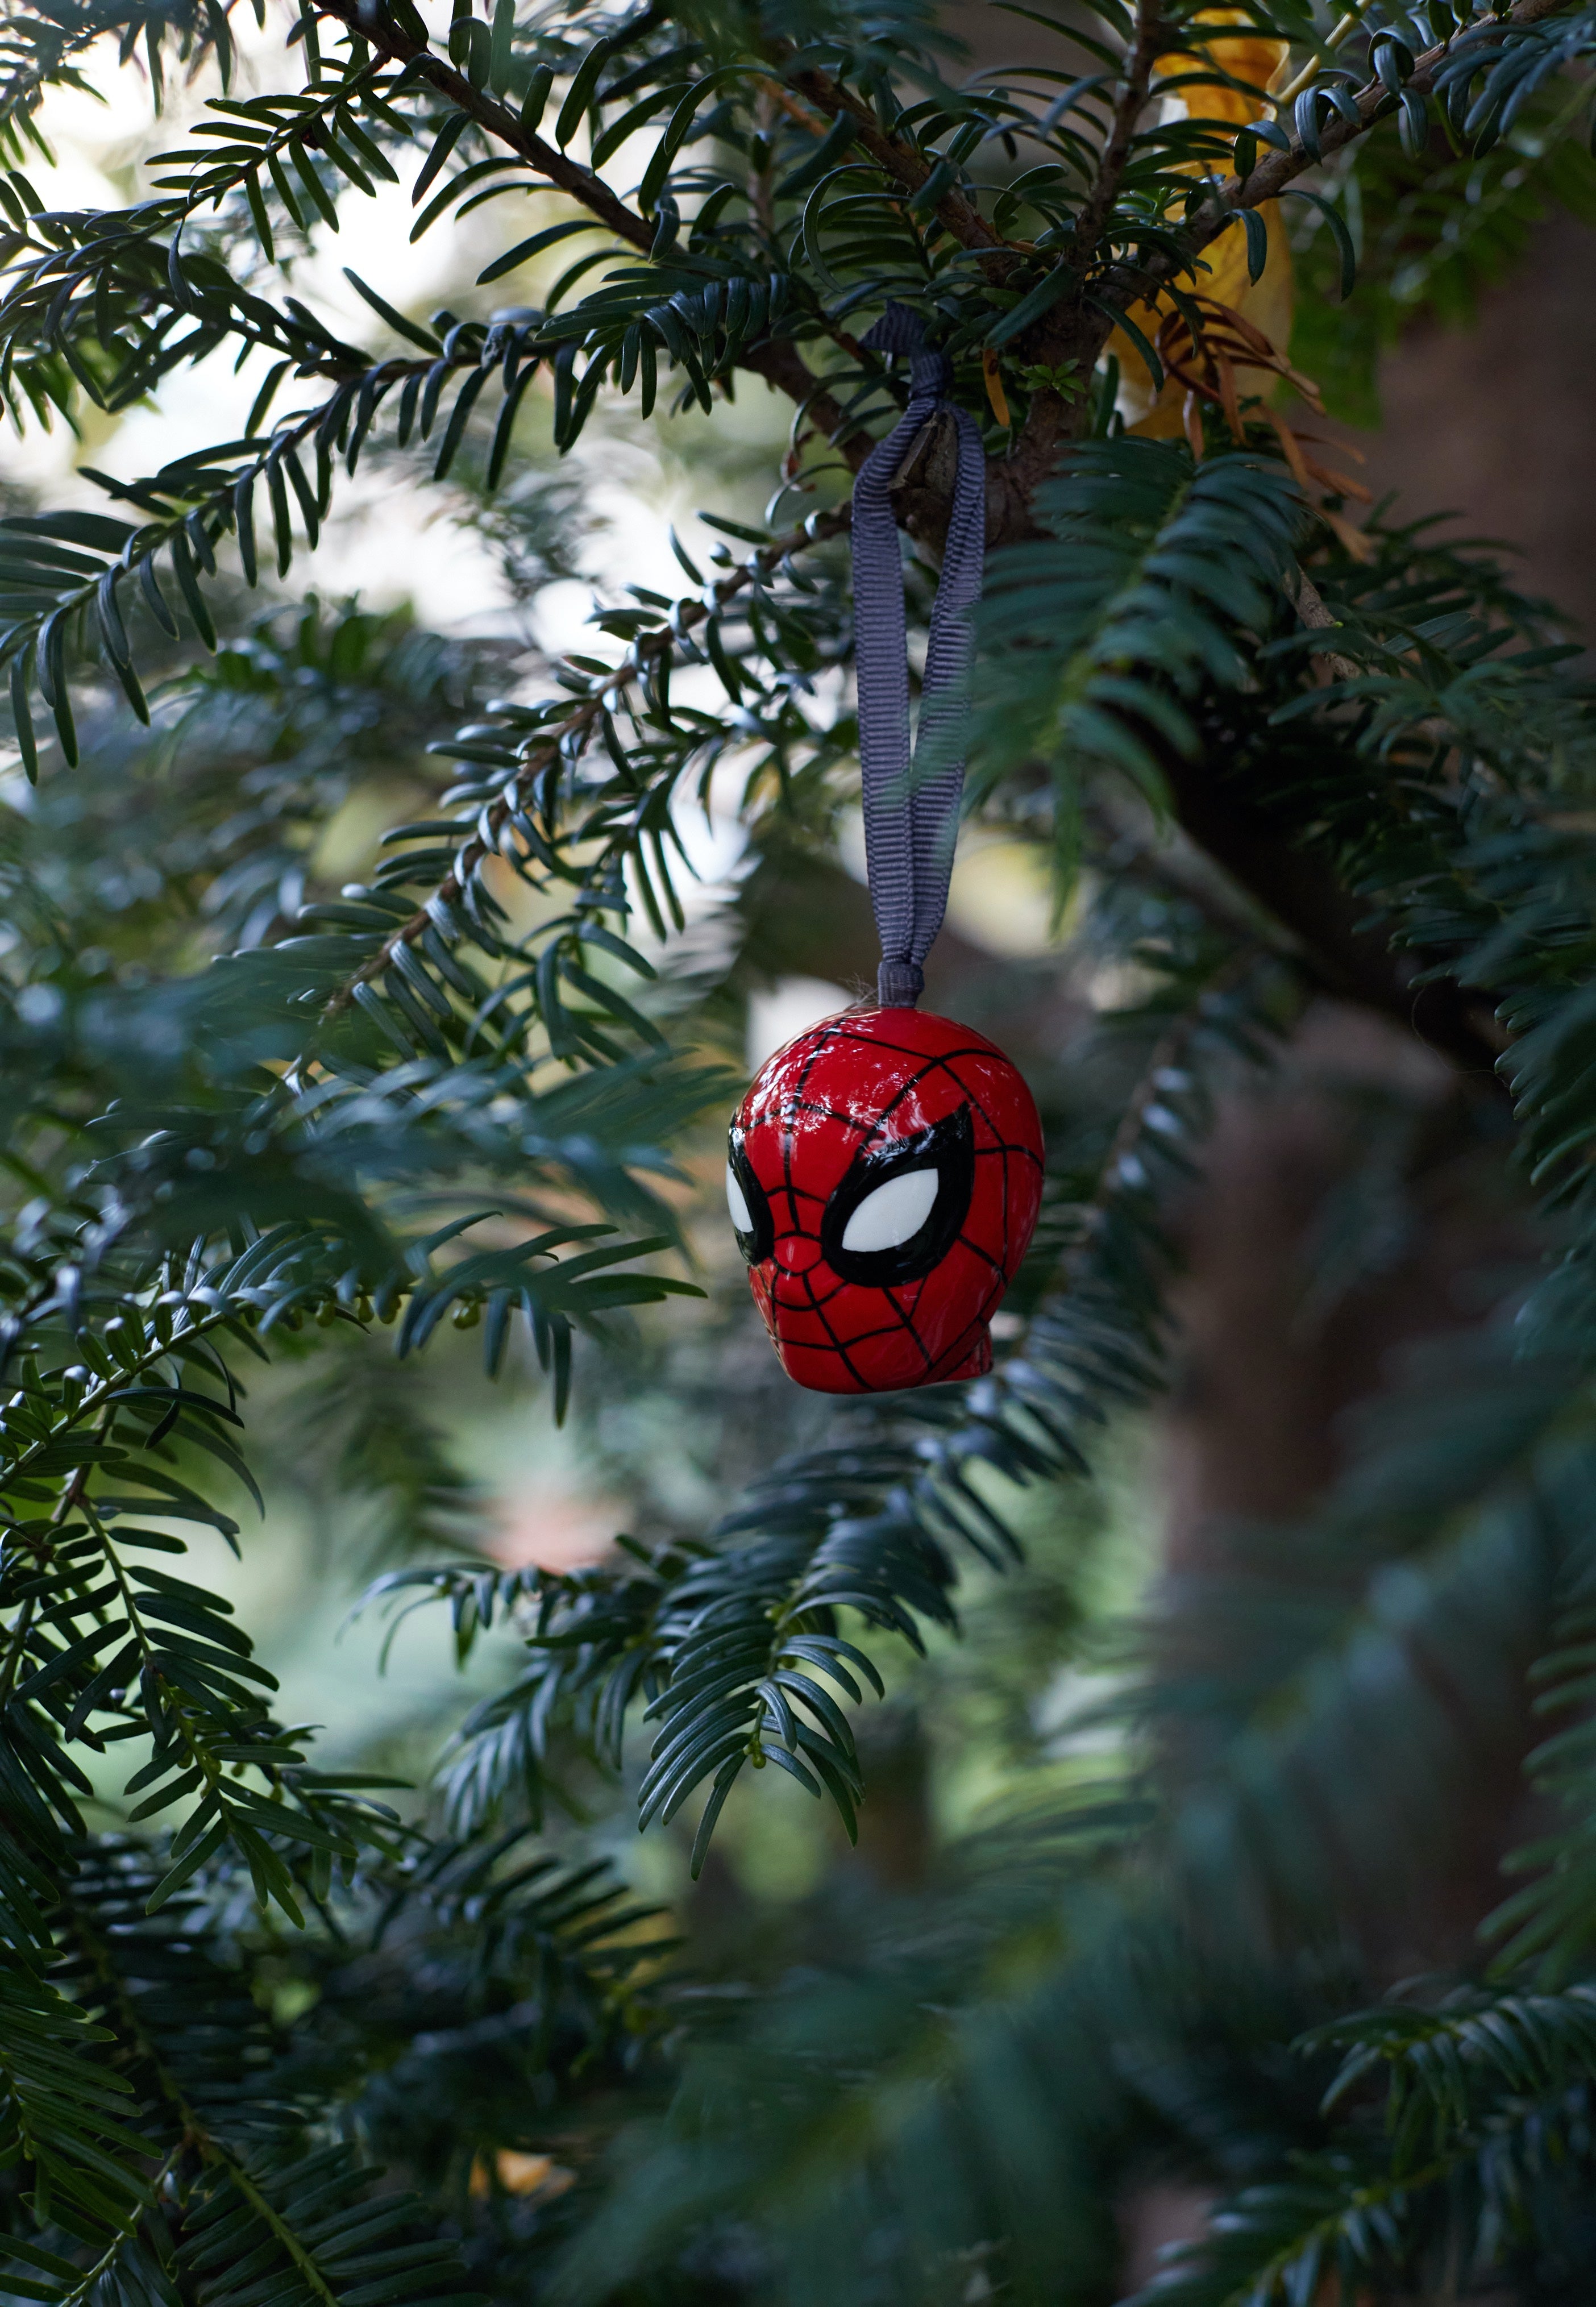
318 0 655 251
1290 571 1361 684
1159 748 1510 1077
775 62 1018 269
1068 0 1166 270
309 0 1582 545
983 0 1170 531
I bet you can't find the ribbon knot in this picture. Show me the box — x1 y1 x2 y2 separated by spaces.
851 302 986 1008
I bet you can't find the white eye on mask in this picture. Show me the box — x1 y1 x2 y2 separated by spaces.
725 1162 753 1234
838 1166 940 1254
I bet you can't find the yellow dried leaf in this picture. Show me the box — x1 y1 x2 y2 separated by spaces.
468 2150 577 2201
982 347 1011 427
1111 10 1295 435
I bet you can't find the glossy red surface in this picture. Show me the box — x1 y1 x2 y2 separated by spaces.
729 1005 1045 1394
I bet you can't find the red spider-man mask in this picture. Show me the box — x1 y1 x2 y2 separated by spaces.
726 1006 1045 1394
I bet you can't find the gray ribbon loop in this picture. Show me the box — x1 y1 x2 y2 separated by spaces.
851 301 986 1008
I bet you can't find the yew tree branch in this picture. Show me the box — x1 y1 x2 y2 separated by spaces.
300 0 1560 1085
315 3 873 460
987 0 1581 546
319 0 655 250
321 506 851 1021
1145 0 1577 288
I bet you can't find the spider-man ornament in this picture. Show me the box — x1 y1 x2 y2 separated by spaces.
726 302 1045 1392
728 1007 1044 1393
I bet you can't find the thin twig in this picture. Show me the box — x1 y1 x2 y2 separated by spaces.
1069 0 1166 269
1289 570 1361 684
1080 942 1264 1241
317 0 655 252
1272 0 1377 108
775 59 1019 269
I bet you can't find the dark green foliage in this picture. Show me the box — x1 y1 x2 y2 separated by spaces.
2 0 1596 2299
0 1831 666 2307
972 440 1311 837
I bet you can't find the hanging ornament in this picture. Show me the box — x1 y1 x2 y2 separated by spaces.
726 305 1045 1394
729 1007 1045 1394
